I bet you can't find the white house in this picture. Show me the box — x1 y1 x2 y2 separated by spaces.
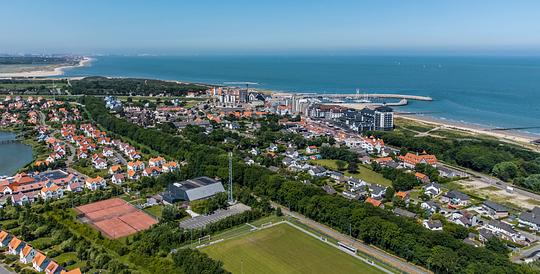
85 177 106 191
20 245 36 264
423 219 443 231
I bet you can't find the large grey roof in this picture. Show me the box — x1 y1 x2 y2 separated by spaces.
483 200 508 212
520 207 540 226
184 181 225 201
393 208 416 218
445 190 469 200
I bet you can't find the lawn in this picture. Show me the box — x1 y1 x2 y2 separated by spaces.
144 205 163 219
202 223 385 274
54 252 78 264
311 159 392 187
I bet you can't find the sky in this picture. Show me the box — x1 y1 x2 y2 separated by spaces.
1 0 540 55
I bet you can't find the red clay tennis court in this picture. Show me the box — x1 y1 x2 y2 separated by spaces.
75 198 158 239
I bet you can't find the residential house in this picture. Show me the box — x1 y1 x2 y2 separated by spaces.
395 191 410 204
328 171 344 181
478 228 495 243
347 177 367 188
305 146 319 154
32 252 50 272
0 230 13 247
93 158 107 169
267 144 278 152
438 166 466 178
423 182 442 197
45 260 64 274
399 153 438 169
423 219 443 231
441 190 470 207
108 165 122 175
20 244 37 264
282 157 294 167
11 193 35 206
308 166 327 177
111 173 125 185
368 184 386 200
285 148 299 158
162 161 179 172
8 237 25 255
127 170 139 180
65 182 82 192
485 220 526 244
250 148 260 156
393 208 416 219
143 166 162 177
421 200 441 215
85 176 106 191
102 147 114 157
415 172 430 183
40 183 64 200
127 160 145 171
482 200 509 219
365 197 384 208
149 156 166 167
519 207 540 231
451 211 478 227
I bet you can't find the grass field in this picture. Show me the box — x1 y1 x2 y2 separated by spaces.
311 159 392 187
202 223 385 274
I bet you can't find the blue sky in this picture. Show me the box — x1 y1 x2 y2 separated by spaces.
1 0 540 55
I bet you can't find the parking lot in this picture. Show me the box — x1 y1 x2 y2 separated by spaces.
180 203 251 229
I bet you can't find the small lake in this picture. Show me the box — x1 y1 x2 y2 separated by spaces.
0 131 34 176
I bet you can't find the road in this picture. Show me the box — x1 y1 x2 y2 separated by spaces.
272 202 431 274
0 264 14 274
453 163 540 202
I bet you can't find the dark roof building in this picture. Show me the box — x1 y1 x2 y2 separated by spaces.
162 177 225 203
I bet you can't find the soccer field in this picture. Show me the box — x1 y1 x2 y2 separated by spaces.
201 223 386 274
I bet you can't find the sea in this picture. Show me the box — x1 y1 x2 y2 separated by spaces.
0 131 33 176
63 55 540 135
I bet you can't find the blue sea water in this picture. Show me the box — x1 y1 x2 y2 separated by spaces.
64 55 540 135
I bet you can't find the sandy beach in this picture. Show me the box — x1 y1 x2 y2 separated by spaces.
398 114 539 144
0 57 92 78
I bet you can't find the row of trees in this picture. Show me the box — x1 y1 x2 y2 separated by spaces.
71 77 207 96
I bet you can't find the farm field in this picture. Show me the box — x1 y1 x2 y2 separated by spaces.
201 223 385 274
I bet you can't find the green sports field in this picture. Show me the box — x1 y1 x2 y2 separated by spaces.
201 223 385 274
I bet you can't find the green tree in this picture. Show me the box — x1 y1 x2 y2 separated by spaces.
486 237 509 255
492 161 520 181
336 160 347 171
427 246 459 273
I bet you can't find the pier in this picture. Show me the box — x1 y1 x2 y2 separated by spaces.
320 93 433 101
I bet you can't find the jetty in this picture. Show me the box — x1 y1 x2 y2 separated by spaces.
319 93 432 101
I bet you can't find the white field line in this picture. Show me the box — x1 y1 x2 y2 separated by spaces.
283 221 394 274
246 222 258 230
197 219 395 274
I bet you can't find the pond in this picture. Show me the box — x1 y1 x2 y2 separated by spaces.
0 131 33 176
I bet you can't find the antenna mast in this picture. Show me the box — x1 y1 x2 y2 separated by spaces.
228 152 234 204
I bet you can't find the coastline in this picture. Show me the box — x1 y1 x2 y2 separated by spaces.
396 114 539 144
0 57 92 78
329 102 539 144
1 59 537 146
